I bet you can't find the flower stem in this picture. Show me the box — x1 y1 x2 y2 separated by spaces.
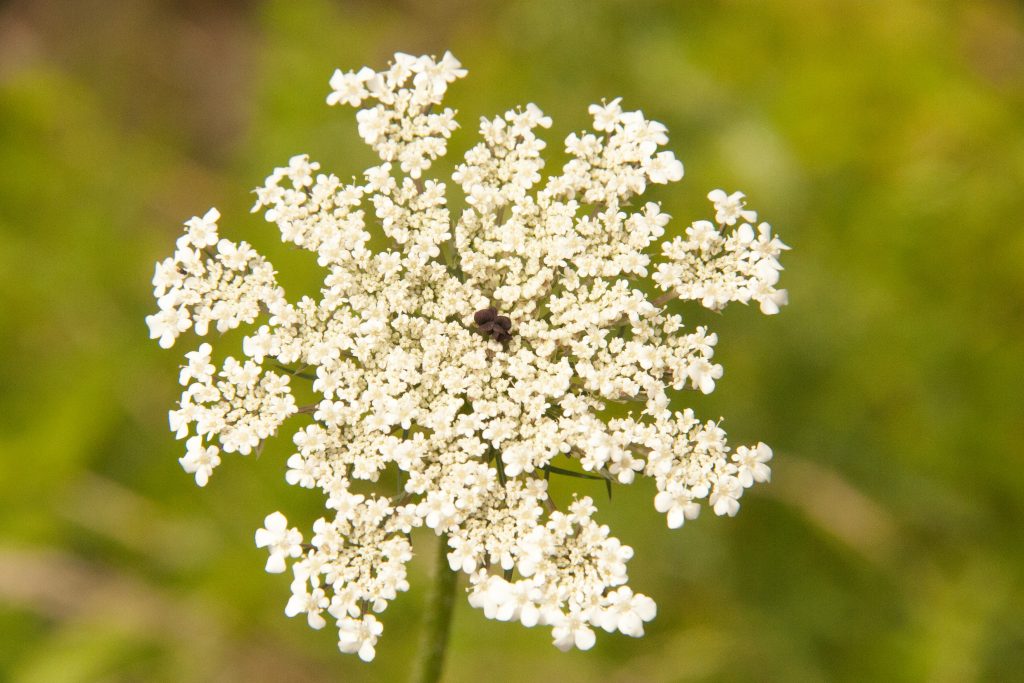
652 289 680 308
412 533 458 683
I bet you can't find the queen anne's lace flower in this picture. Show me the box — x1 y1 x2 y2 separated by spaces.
146 51 788 660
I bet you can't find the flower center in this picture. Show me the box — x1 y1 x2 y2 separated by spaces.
473 307 513 342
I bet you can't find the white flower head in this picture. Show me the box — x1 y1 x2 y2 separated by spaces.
707 189 757 226
181 207 220 248
178 435 220 487
148 51 788 661
733 442 773 488
327 66 376 107
255 511 303 573
338 614 384 662
551 611 597 652
588 97 623 132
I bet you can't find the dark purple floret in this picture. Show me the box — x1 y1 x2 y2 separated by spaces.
474 307 497 326
474 307 513 342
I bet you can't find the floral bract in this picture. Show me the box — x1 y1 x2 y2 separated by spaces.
146 51 788 660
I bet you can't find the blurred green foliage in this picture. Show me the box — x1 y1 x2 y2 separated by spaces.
1 0 1022 681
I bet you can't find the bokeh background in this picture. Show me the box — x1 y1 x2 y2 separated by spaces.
2 0 1023 681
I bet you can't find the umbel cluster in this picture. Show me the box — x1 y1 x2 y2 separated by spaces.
146 51 787 661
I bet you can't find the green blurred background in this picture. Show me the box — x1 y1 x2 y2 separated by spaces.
2 0 1023 681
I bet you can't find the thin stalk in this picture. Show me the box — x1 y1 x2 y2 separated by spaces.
652 289 680 308
412 533 458 683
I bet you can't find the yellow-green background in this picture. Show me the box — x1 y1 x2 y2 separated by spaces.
2 1 1022 681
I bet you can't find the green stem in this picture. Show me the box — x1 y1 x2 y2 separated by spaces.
412 533 458 683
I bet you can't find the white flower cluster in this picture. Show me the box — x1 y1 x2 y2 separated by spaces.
146 208 287 348
146 52 788 661
653 189 789 314
170 342 297 462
